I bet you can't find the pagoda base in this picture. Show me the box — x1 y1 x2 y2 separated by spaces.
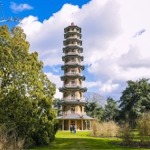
57 114 93 130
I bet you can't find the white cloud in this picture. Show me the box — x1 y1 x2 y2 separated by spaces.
10 2 33 13
45 72 62 88
99 80 119 93
45 72 62 99
83 81 100 88
54 89 62 99
20 16 42 35
19 0 150 99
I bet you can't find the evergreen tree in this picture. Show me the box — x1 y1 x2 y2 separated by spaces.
103 97 118 121
85 101 104 121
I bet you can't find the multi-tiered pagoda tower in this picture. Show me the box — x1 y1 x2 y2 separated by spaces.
58 23 93 130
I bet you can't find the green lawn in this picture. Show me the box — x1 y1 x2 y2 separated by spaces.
31 131 148 150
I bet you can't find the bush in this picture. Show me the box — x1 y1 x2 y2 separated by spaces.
91 120 120 137
120 123 133 145
137 112 150 143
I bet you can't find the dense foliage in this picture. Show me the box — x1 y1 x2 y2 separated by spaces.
85 97 118 122
0 26 57 147
85 101 104 121
103 97 118 121
85 78 150 126
119 78 150 126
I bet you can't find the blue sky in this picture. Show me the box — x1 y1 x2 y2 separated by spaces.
1 0 90 21
1 0 150 101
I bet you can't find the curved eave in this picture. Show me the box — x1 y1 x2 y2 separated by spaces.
63 40 82 46
63 46 83 53
57 114 94 120
59 87 87 92
64 26 81 33
64 32 82 39
61 75 85 81
64 38 82 43
62 55 83 61
60 100 86 105
61 64 84 70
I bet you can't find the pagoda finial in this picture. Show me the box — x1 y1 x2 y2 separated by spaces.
71 22 74 26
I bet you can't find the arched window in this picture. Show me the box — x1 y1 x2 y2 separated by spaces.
71 106 75 114
71 69 75 74
71 92 75 99
71 80 75 86
80 106 82 112
71 57 75 62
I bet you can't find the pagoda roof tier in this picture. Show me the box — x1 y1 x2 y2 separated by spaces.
63 39 82 46
59 86 87 92
57 114 93 120
64 32 82 39
62 52 83 57
60 99 86 105
63 46 83 53
61 74 85 81
64 25 81 33
61 64 84 70
62 55 83 61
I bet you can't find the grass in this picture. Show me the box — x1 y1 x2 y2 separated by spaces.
31 131 149 150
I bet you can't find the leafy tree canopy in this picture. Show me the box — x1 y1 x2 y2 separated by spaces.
0 25 57 147
119 78 150 124
85 101 104 121
103 97 118 121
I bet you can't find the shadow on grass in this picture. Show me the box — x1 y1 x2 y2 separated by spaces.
32 137 135 150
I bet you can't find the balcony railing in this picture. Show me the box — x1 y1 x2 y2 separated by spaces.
65 52 80 55
62 98 86 101
64 43 82 47
67 29 80 33
64 84 81 87
66 36 81 39
62 111 75 116
62 84 87 89
65 61 82 65
65 72 82 76
62 112 86 116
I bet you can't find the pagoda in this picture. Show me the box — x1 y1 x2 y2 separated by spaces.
58 23 93 130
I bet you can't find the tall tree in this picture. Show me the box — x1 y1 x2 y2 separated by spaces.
119 78 150 126
85 101 104 121
0 26 57 147
103 97 118 121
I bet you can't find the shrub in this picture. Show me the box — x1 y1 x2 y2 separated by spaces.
120 123 133 145
91 120 120 137
137 112 150 143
